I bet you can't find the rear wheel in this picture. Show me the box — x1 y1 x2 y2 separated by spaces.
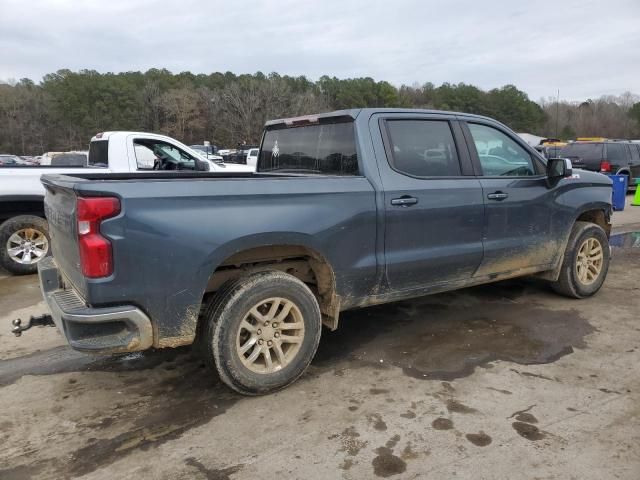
203 270 322 395
550 221 610 298
0 215 50 275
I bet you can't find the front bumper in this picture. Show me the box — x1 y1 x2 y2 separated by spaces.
38 257 154 353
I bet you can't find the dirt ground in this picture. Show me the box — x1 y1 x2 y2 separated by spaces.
0 208 639 479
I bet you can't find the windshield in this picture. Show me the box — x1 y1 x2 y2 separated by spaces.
259 121 359 175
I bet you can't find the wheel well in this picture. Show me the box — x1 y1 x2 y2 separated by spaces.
576 209 611 236
204 245 339 330
0 201 45 223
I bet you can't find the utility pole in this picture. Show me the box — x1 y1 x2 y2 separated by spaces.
555 89 560 138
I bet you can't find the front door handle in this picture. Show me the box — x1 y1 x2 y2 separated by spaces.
391 196 418 207
487 191 509 201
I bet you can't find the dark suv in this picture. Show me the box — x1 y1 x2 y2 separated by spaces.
559 141 640 188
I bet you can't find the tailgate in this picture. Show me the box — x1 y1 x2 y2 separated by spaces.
42 176 86 296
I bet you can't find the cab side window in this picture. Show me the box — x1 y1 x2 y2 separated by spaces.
468 123 537 177
133 139 199 171
385 120 461 177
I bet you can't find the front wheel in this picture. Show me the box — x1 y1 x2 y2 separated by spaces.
550 221 610 298
0 215 51 275
203 270 322 395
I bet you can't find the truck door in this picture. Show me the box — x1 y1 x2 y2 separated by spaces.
461 121 557 277
372 114 484 291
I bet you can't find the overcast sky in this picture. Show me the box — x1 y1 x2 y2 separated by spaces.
1 0 638 102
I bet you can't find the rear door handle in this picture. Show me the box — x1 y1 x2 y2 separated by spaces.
487 191 509 201
391 196 418 207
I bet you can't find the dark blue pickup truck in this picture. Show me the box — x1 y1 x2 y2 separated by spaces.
34 108 612 394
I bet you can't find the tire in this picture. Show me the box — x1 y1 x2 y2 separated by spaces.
550 221 610 299
202 270 322 395
0 215 51 275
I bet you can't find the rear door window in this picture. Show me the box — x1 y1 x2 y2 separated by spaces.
629 144 640 162
384 120 461 177
468 123 538 176
259 122 358 175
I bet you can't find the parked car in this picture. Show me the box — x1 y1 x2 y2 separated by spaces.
559 140 640 189
0 131 252 275
0 154 30 166
190 144 220 159
535 141 567 160
33 108 612 395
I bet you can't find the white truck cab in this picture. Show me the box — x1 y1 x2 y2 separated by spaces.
89 132 255 174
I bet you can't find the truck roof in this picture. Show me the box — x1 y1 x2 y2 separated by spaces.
265 108 501 128
91 131 174 141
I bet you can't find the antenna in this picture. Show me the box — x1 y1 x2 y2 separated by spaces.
555 89 560 138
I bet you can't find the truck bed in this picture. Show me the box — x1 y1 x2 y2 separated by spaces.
41 171 378 344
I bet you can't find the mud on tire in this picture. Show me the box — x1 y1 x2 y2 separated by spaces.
550 221 610 299
202 270 322 395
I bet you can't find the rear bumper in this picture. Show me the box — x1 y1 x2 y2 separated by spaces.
38 256 154 353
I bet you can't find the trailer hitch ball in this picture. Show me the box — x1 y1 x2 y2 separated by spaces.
11 315 55 337
12 318 23 337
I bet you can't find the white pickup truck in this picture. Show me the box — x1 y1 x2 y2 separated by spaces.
0 131 254 275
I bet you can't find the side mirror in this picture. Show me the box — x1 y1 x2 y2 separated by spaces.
194 159 210 171
547 158 572 179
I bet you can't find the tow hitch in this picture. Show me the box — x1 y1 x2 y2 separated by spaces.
11 314 55 337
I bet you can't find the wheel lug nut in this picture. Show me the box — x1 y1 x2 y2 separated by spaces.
264 321 269 326
274 332 280 338
257 329 262 335
267 340 273 346
258 339 264 345
272 322 278 328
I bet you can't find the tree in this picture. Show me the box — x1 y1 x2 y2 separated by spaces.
0 69 637 154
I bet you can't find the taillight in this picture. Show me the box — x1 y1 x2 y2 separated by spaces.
600 160 611 172
77 197 120 278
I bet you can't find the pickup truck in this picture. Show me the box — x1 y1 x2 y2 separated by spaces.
0 131 253 274
33 108 613 395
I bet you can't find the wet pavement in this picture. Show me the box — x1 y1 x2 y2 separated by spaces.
0 233 639 479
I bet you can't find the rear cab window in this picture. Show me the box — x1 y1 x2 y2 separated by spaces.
88 140 109 167
258 121 359 175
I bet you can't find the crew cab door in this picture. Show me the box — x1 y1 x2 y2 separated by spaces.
372 113 484 291
461 120 557 277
